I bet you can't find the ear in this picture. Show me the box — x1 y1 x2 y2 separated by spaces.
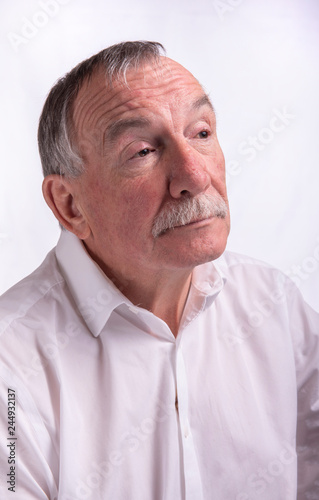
42 175 90 239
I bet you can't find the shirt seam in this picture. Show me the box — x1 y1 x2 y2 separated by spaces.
0 278 65 334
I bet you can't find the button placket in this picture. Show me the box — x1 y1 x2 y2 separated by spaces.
175 345 203 500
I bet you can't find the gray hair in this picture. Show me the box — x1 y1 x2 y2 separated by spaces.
38 41 165 178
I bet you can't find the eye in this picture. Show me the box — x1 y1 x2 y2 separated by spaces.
198 130 209 139
134 147 157 158
137 148 151 157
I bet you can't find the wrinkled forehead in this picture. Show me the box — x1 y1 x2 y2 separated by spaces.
72 57 207 134
77 56 200 100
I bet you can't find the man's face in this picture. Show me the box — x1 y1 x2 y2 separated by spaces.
71 57 230 281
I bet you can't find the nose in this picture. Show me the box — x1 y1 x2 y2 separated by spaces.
168 140 211 199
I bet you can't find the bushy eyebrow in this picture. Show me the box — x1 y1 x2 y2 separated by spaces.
105 117 151 144
192 94 215 114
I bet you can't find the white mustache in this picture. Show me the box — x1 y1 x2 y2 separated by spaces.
152 193 228 238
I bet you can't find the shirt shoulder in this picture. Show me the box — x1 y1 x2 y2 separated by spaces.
217 249 278 271
0 248 65 334
215 250 296 299
216 249 287 278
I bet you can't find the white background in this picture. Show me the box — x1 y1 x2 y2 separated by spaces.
1 0 318 311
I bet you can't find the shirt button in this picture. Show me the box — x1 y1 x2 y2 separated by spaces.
184 425 190 439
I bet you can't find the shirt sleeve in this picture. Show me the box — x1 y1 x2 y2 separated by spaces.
0 364 58 500
288 283 319 499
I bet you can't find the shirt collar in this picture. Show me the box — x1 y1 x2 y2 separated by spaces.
177 259 226 335
55 230 227 337
191 258 226 304
55 230 127 337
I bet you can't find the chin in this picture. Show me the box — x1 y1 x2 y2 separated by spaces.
154 217 230 269
162 235 229 270
187 244 227 267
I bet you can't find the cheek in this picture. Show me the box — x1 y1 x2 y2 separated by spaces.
120 181 160 228
88 176 162 237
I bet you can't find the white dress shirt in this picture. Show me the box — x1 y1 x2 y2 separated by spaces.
0 230 318 500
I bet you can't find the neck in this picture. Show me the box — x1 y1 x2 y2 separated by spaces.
129 271 192 337
83 243 193 337
102 262 192 337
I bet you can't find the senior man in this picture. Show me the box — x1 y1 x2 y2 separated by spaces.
0 41 318 500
